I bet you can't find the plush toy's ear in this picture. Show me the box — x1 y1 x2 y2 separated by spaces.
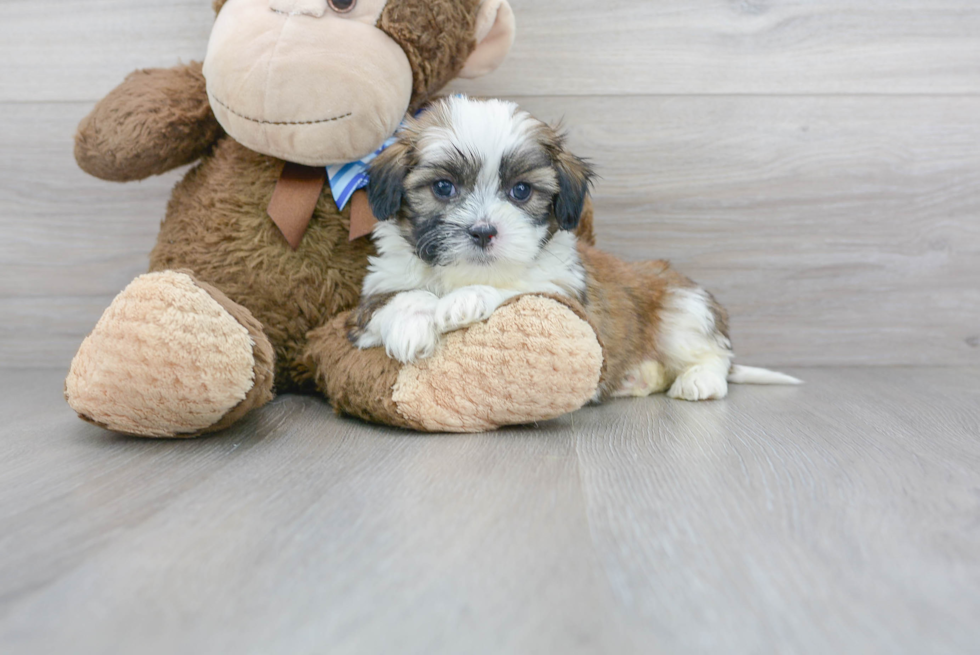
458 0 516 79
553 150 596 232
367 140 412 220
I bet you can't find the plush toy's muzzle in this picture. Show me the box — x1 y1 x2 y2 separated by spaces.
204 0 413 165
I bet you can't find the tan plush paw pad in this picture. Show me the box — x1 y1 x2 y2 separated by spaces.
65 272 258 437
392 295 603 432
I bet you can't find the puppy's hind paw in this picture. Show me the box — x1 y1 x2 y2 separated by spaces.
435 286 502 334
668 365 729 401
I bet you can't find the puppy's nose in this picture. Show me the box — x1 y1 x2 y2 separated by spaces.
467 224 498 249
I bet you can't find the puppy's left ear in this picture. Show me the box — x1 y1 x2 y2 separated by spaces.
552 149 595 231
367 140 412 220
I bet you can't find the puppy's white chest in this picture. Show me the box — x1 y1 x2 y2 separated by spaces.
433 232 587 298
437 264 537 293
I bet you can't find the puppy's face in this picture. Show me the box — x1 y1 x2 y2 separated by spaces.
368 97 594 267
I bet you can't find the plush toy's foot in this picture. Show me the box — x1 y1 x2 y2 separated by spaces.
65 271 275 437
305 294 603 433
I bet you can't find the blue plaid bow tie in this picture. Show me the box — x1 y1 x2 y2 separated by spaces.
325 134 399 211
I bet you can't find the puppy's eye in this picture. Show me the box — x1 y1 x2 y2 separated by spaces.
509 182 533 203
432 180 458 200
328 0 356 13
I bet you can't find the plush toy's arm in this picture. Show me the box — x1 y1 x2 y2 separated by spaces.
75 62 222 182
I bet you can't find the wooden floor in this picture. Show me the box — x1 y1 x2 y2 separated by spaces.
2 367 979 654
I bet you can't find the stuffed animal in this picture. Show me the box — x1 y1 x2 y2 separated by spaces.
65 0 604 436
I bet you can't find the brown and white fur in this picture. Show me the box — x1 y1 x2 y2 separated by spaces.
349 96 800 402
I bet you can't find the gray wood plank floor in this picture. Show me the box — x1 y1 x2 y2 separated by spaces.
2 367 979 655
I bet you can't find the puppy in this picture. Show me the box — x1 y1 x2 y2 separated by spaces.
348 96 800 402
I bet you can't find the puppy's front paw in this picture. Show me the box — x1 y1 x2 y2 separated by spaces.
668 365 729 401
435 286 503 333
383 310 439 363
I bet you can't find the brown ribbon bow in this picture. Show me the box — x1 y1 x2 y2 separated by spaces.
267 162 378 249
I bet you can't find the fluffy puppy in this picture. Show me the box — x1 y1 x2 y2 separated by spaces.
349 96 800 401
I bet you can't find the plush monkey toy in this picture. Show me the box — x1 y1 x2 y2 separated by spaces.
65 0 604 436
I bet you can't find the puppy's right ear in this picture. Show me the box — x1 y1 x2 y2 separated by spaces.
367 140 412 220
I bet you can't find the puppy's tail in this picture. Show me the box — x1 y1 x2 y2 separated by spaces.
727 365 803 386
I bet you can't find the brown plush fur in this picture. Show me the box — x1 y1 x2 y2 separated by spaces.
75 62 221 182
379 0 482 110
304 315 427 430
149 137 376 393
